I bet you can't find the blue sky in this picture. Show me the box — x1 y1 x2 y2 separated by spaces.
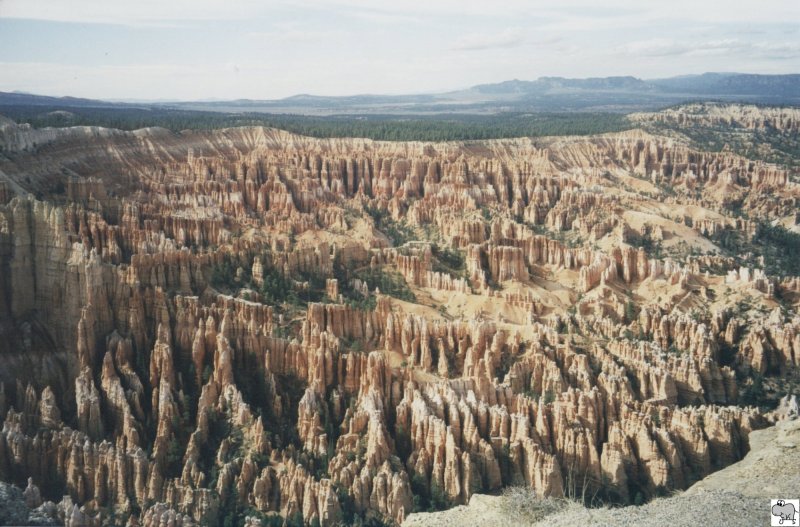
0 0 798 100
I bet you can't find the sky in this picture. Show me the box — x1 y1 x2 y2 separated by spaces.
0 0 798 100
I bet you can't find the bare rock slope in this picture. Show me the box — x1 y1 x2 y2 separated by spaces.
404 416 800 526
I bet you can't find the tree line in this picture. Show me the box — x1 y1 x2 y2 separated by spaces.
0 104 632 141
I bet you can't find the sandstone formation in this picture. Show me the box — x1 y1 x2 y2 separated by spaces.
0 105 797 525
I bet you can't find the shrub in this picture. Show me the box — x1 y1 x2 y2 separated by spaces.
499 487 567 523
335 252 429 312
365 205 414 246
260 266 294 304
209 258 240 291
754 222 800 277
740 373 767 407
410 474 449 513
624 301 637 324
431 244 466 274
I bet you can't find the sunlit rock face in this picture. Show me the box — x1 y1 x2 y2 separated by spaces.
0 107 797 525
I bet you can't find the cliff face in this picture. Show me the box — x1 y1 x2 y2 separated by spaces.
631 103 800 133
0 113 797 525
403 415 800 527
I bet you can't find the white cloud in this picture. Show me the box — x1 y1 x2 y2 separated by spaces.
0 0 266 25
451 28 525 51
620 39 697 57
1 0 797 99
753 41 800 59
244 28 348 43
620 38 800 59
3 0 797 26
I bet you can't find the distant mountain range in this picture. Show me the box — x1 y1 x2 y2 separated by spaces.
1 73 798 115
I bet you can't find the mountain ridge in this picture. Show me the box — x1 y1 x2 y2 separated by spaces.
1 72 798 115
